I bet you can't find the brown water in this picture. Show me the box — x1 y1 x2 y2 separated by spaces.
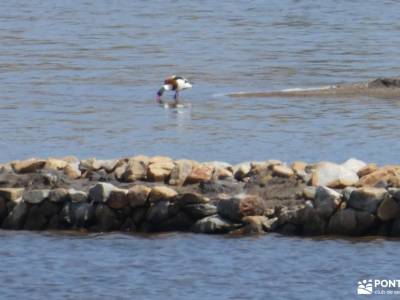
1 1 400 299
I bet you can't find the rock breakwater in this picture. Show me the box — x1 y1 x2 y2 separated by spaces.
1 156 400 236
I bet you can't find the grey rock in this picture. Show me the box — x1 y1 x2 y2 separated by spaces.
89 182 116 203
377 196 400 221
298 206 326 236
314 186 342 219
24 205 47 230
94 204 119 231
217 194 265 222
23 189 50 204
2 202 29 229
192 215 236 234
183 203 218 219
49 188 69 203
68 189 88 203
347 188 386 213
328 209 357 235
146 201 179 224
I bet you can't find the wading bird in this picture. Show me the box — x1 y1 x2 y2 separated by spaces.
156 75 192 104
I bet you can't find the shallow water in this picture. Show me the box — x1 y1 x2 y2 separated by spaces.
0 231 398 300
1 0 400 164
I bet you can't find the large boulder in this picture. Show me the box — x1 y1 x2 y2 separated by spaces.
23 189 50 204
186 164 214 184
347 187 386 214
313 186 342 219
122 156 149 182
328 209 357 235
49 188 69 203
182 203 218 219
0 188 24 202
93 204 120 231
147 162 175 182
177 192 209 205
145 201 179 224
357 166 400 187
11 158 46 173
217 194 265 222
89 182 117 203
192 215 237 234
377 196 400 221
44 158 68 170
311 161 359 188
169 160 192 186
233 162 251 180
241 216 278 234
107 189 128 209
341 158 367 173
64 163 81 179
297 206 326 235
148 186 177 203
272 165 294 178
127 185 151 208
2 202 29 229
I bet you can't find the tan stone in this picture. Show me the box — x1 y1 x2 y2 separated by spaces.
149 156 173 165
64 163 81 179
357 166 400 187
44 158 68 170
357 163 378 178
60 156 79 163
311 161 359 188
148 186 178 203
11 158 46 173
107 189 128 209
127 185 152 207
123 157 149 182
186 165 214 184
233 162 251 180
213 167 234 180
147 162 175 181
272 165 294 178
291 161 307 173
169 160 193 186
303 186 317 200
0 188 24 202
114 163 127 180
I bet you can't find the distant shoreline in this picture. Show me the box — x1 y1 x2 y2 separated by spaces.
0 156 400 237
228 77 400 98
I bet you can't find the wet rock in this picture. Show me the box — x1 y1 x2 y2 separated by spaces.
217 194 265 222
23 189 50 204
276 223 300 235
146 201 179 224
328 209 357 235
233 162 251 180
0 188 24 202
272 165 294 178
182 203 218 219
311 161 359 188
68 189 88 203
2 202 29 229
341 158 367 173
44 158 68 170
192 215 236 234
347 187 386 213
355 211 376 234
169 160 192 186
132 206 148 225
11 158 46 173
357 163 378 178
0 196 8 223
120 218 136 232
147 162 175 182
71 202 95 228
342 186 357 202
24 205 47 230
313 186 342 219
377 196 400 221
64 163 81 179
242 215 278 234
298 207 326 236
107 189 128 209
89 182 117 203
49 188 69 203
390 218 400 236
94 204 119 231
357 166 400 187
127 185 151 208
177 192 209 205
156 211 193 231
186 164 214 184
148 186 177 203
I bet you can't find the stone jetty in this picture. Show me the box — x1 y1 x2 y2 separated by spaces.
1 155 400 236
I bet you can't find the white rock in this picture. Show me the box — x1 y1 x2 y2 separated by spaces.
311 161 359 188
341 158 367 174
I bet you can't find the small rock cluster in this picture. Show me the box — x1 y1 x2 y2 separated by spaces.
1 156 400 236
